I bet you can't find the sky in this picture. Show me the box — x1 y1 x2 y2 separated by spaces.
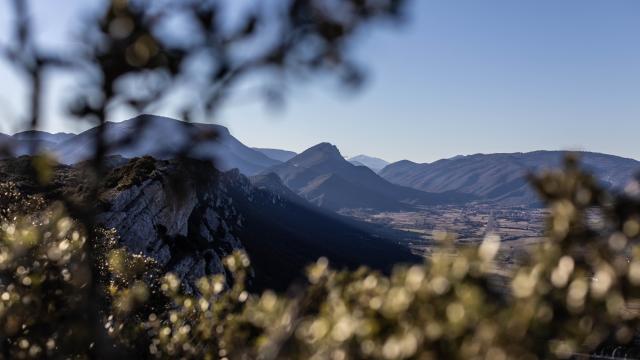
1 0 639 163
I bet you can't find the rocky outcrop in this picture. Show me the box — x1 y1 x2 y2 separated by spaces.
96 158 245 292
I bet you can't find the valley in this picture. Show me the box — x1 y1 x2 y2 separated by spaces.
341 205 547 264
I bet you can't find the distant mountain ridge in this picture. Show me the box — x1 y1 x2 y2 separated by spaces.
261 142 474 211
379 151 640 207
253 148 297 162
348 155 390 173
13 130 75 143
2 115 280 175
2 130 75 156
3 115 638 209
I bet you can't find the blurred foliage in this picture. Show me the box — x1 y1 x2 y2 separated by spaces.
0 182 157 358
0 183 93 358
1 158 640 359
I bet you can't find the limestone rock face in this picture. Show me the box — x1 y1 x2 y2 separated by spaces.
97 159 244 292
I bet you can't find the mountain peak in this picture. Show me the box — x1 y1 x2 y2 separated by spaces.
287 142 344 166
45 113 278 175
112 114 232 136
387 159 419 168
307 142 342 156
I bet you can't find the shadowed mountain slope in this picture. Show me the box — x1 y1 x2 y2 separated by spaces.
225 170 419 289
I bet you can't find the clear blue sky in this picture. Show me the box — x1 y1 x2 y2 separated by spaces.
1 0 639 163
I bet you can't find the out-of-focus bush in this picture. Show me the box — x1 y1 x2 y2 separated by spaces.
0 182 158 358
0 183 93 358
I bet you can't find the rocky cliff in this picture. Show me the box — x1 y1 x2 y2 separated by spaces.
96 158 245 292
0 156 417 291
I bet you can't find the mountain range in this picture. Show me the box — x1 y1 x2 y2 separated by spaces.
260 143 474 211
1 130 75 156
379 151 640 207
3 115 280 175
2 114 639 210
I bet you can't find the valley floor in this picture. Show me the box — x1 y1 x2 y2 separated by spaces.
340 205 548 267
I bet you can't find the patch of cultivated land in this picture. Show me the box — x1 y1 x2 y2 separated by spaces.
341 205 548 268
